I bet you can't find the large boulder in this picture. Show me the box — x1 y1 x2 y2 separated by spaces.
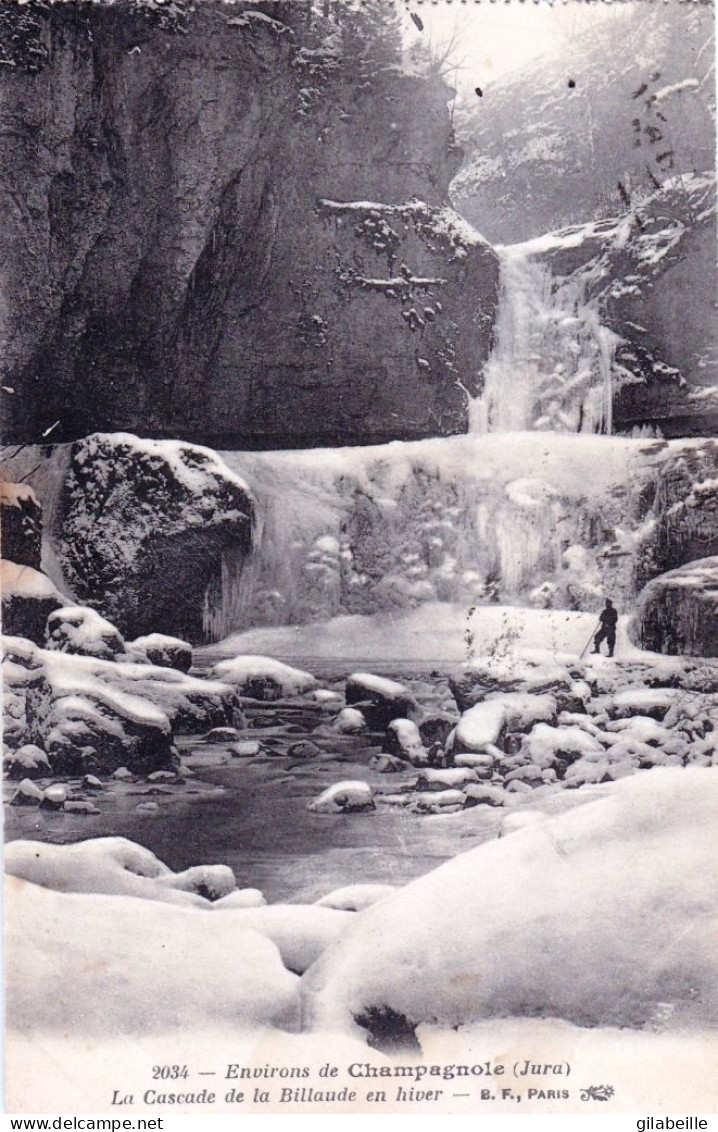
1 561 65 644
632 558 718 657
58 434 254 643
2 635 240 775
0 482 42 569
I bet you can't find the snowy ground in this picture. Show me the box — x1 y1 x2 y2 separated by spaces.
6 604 717 1113
5 767 718 1114
199 602 642 668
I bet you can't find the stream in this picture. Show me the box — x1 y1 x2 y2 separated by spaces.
4 663 505 903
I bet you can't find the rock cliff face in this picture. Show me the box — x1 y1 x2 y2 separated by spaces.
633 558 718 657
1 0 498 449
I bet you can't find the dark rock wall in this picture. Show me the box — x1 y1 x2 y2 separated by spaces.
633 557 718 657
1 0 498 449
633 440 718 592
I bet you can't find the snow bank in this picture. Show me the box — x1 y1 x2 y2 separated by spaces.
212 655 317 699
315 884 396 912
302 768 718 1035
6 877 299 1035
217 905 352 974
202 603 630 668
4 838 238 907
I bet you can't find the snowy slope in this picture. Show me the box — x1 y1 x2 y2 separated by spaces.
452 4 715 242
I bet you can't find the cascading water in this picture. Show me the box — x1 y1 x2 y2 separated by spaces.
466 242 622 609
470 244 618 436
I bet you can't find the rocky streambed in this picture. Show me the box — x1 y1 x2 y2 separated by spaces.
6 645 717 905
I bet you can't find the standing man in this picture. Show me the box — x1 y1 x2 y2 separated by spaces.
593 598 618 657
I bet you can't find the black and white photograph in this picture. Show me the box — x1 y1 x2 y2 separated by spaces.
1 0 717 1115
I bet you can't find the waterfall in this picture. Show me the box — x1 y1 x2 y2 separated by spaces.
470 245 619 436
201 246 627 643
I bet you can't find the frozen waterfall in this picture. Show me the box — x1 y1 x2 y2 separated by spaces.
470 245 618 435
201 242 633 643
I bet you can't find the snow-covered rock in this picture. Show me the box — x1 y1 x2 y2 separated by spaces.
6 878 299 1035
58 433 254 643
204 726 242 743
4 837 238 907
3 635 243 774
409 789 466 814
40 783 67 809
633 557 718 658
303 768 718 1035
368 754 406 774
230 739 262 758
63 800 100 815
315 884 396 912
0 482 42 569
415 767 478 791
463 782 507 808
212 655 317 700
308 689 343 705
45 605 126 660
1 561 66 645
453 751 495 773
383 719 428 765
519 723 605 770
448 700 506 756
3 637 174 776
332 707 367 734
127 633 193 672
3 743 51 780
345 673 420 731
10 779 44 807
450 651 574 711
307 781 374 814
491 691 558 732
608 688 679 721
